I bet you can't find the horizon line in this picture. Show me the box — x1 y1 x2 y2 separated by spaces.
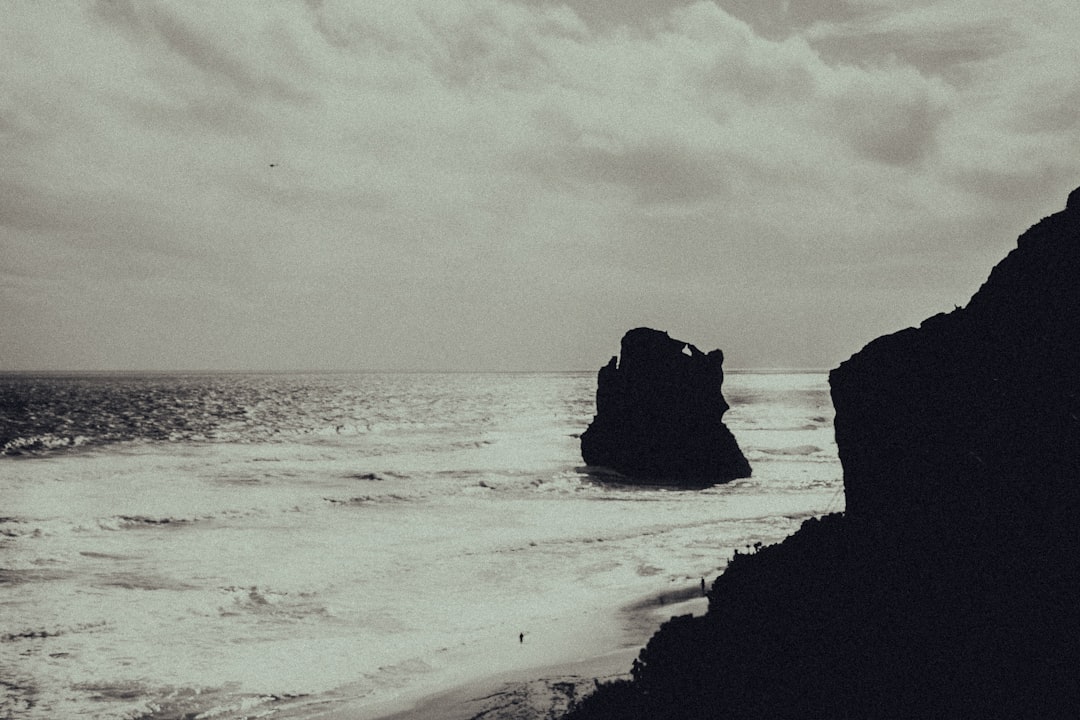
0 366 836 375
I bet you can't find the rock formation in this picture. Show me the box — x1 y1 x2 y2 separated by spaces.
580 327 751 484
833 187 1080 528
566 188 1080 719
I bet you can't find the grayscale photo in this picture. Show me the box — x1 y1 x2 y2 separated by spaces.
2 2 1079 719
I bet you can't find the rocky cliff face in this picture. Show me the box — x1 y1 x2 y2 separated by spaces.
566 189 1080 719
833 188 1080 534
580 328 751 484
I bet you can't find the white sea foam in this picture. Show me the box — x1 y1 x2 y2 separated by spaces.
0 372 842 719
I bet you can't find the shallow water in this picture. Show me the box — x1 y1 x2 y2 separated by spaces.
0 371 842 719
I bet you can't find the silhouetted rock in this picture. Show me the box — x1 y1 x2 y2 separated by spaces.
833 191 1080 529
566 188 1080 720
580 328 750 484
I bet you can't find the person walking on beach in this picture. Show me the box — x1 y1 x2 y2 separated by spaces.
519 632 524 644
701 577 706 596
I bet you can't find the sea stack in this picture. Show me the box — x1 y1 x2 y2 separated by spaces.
580 327 751 484
567 187 1080 719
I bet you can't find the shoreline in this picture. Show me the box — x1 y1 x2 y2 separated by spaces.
356 648 638 720
304 587 708 720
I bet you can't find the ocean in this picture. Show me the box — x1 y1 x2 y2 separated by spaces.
0 371 842 719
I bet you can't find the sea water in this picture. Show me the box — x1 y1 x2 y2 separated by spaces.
0 372 842 719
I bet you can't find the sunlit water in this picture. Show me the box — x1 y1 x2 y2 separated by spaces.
0 372 843 719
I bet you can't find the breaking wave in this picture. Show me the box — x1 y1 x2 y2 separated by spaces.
2 433 88 456
758 445 823 456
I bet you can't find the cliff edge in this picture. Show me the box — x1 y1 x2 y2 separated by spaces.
566 189 1080 719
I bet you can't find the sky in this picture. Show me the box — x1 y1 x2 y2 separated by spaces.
2 0 1079 372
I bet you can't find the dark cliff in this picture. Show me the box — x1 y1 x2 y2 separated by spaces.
834 187 1080 528
566 189 1080 719
580 328 751 484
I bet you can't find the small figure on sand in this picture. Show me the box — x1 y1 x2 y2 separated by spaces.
519 632 524 644
701 577 706 596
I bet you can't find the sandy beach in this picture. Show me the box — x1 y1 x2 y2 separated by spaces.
299 587 708 720
357 649 636 720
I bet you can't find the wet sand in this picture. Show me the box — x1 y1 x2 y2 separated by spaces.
351 588 709 720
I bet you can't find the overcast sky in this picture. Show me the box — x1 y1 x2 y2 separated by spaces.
2 0 1078 371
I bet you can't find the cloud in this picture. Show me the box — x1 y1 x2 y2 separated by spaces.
809 22 1018 81
717 0 883 40
820 65 952 166
517 0 700 31
526 135 731 205
538 0 879 38
2 0 1079 370
1014 83 1080 134
94 0 315 105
